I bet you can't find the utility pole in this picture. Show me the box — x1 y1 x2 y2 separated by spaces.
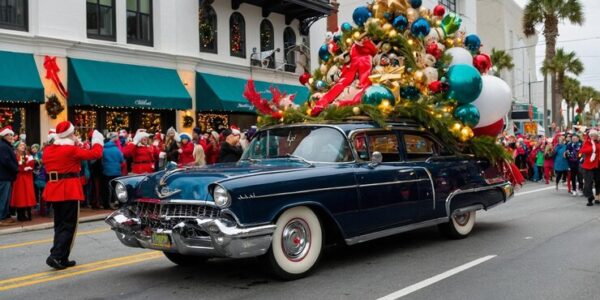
543 73 548 137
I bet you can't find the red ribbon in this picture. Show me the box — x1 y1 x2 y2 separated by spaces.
43 56 68 98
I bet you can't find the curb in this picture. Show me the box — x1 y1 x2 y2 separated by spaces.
0 213 110 236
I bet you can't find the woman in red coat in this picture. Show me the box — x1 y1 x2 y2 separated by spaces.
205 131 220 165
123 131 159 174
177 133 195 166
10 141 36 221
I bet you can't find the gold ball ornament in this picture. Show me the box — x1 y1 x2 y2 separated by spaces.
388 29 398 38
257 116 262 123
320 63 329 74
382 23 393 33
308 78 315 85
419 7 430 17
407 39 415 46
459 126 474 142
377 100 394 115
413 70 424 82
446 38 455 47
352 106 361 115
353 31 361 40
346 38 354 45
406 8 418 23
382 43 392 53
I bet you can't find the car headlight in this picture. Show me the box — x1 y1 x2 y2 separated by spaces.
114 182 128 203
212 185 231 208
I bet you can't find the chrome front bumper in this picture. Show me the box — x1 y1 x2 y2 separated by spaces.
105 208 276 258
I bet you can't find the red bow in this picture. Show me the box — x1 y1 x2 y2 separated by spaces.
43 56 68 98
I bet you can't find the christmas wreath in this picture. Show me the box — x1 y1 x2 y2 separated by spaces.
183 115 194 128
45 94 64 119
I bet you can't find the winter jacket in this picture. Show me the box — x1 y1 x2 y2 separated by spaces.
164 140 179 162
535 150 544 167
205 142 220 165
103 141 125 177
0 138 18 181
580 138 600 170
566 141 582 165
178 141 195 166
123 143 159 174
218 142 243 163
553 144 569 171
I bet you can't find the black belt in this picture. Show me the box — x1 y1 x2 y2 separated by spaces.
134 161 153 164
47 172 80 182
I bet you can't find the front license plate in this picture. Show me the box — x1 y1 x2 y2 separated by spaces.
151 232 171 248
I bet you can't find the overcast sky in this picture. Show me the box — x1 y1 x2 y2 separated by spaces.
514 0 600 91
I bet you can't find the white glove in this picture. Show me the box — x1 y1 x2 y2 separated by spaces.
91 130 105 146
159 152 166 159
153 140 159 147
591 153 596 162
24 167 33 171
178 149 183 154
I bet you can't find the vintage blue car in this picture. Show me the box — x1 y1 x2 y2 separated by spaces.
105 120 513 279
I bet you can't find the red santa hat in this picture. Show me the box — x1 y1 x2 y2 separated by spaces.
230 125 241 136
0 126 14 137
0 126 15 136
56 121 75 138
47 128 57 141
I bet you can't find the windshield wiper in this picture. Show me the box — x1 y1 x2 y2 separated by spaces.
276 154 315 167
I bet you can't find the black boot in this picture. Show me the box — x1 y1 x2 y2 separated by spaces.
587 196 594 206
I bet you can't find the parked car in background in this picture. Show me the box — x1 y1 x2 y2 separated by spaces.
106 120 514 279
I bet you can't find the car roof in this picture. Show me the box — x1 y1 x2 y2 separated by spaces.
262 118 422 135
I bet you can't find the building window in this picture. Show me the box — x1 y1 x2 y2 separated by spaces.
127 0 153 46
260 19 275 69
0 0 27 31
199 3 217 53
439 0 456 13
229 12 245 58
87 0 115 41
283 27 296 73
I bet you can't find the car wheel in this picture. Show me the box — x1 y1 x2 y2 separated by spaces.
266 206 323 280
163 252 208 266
438 210 476 239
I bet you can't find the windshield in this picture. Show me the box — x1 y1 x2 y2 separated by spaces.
242 126 354 163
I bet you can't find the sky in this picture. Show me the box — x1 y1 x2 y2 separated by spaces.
514 0 600 91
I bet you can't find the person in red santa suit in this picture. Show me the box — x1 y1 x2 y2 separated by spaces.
311 36 378 116
42 121 104 270
177 133 195 166
10 141 36 221
123 130 159 174
205 130 220 165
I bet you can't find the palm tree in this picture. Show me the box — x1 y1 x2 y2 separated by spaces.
541 48 584 126
490 48 515 78
562 76 580 126
523 0 584 127
578 86 598 125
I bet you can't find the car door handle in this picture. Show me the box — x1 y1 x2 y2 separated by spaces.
398 170 416 176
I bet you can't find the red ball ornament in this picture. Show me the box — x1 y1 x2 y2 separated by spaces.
426 43 442 60
473 53 492 74
299 72 312 85
328 41 341 55
428 80 443 93
433 4 446 17
473 119 504 137
271 111 283 119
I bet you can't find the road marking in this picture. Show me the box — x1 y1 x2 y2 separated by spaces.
515 186 555 196
377 255 497 300
0 251 162 291
0 228 111 250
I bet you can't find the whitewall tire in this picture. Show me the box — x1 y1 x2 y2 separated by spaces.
266 206 323 280
438 210 476 239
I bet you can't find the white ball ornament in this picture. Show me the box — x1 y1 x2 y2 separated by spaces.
446 47 473 66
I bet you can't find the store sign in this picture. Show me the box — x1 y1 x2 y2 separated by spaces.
237 103 255 111
524 122 537 135
135 99 152 106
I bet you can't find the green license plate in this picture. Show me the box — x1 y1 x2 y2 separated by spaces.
151 232 171 248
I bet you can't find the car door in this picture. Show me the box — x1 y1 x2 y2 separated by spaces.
352 131 421 233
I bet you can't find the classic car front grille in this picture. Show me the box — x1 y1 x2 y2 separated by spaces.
133 201 220 230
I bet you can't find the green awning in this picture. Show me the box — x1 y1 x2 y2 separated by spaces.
68 58 191 110
196 72 309 113
0 50 44 103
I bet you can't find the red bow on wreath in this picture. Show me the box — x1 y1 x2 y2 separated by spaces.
43 56 68 98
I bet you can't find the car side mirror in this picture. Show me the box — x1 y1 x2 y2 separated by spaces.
369 151 382 168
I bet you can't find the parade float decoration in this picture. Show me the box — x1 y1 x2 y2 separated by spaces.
243 0 515 173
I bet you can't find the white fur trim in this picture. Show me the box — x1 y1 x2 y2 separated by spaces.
57 123 75 138
53 137 76 146
0 128 14 136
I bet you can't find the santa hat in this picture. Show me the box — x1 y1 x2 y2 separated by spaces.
210 131 219 140
230 125 241 136
119 129 128 137
56 121 75 138
133 129 151 144
47 129 57 142
590 129 598 137
0 126 14 137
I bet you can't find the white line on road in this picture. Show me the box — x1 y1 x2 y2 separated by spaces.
377 255 497 300
515 186 556 197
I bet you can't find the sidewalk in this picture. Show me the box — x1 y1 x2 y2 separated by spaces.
0 208 113 236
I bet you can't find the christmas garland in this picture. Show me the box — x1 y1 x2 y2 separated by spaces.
199 22 215 48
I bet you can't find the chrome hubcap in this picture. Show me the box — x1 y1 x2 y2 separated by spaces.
281 218 311 261
454 212 470 226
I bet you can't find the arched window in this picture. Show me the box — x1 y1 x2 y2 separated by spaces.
283 27 296 72
199 3 217 53
229 12 245 58
260 19 275 69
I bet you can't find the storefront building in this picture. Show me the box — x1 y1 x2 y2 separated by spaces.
0 0 333 143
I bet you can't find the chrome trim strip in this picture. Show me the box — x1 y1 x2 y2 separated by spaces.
414 166 436 210
345 217 448 245
357 178 428 188
444 183 510 216
248 185 358 199
451 204 484 216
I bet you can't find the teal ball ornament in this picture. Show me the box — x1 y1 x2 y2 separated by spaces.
316 80 328 91
341 22 353 33
352 6 372 26
410 0 422 8
446 64 483 104
411 17 430 38
393 15 409 32
362 85 396 106
319 44 331 61
454 104 480 127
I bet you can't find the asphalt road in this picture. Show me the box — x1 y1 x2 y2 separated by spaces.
1 182 600 300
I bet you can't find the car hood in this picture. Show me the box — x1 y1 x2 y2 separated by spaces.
138 160 313 201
